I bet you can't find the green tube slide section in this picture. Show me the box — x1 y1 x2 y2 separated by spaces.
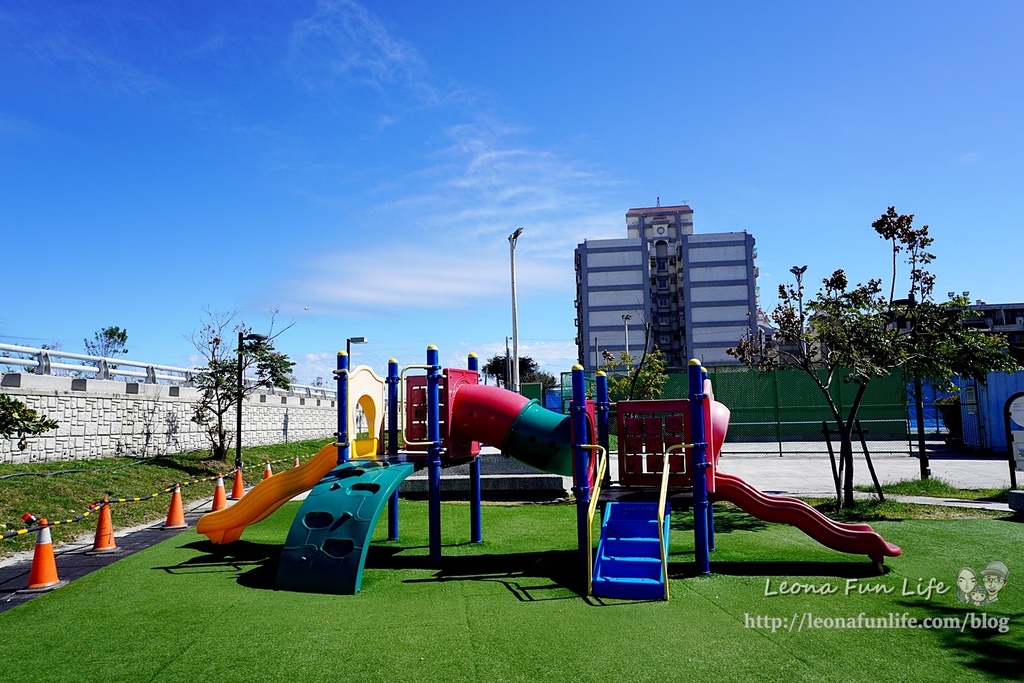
501 401 574 477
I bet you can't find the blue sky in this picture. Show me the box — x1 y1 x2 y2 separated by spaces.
2 1 1021 384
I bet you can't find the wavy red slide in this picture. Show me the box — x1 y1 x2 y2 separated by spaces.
711 471 901 561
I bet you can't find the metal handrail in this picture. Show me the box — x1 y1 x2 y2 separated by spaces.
0 342 336 398
398 364 435 447
581 444 607 597
659 442 693 601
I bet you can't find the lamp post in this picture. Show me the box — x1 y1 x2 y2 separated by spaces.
509 227 524 393
621 314 632 362
346 336 368 364
790 265 808 354
236 332 268 471
505 336 512 389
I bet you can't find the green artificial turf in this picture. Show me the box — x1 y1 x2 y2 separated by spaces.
0 500 1021 682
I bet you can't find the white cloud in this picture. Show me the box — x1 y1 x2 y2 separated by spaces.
289 0 438 105
956 152 980 165
281 117 621 314
290 351 336 387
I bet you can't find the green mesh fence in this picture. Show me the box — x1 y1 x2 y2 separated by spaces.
564 366 911 456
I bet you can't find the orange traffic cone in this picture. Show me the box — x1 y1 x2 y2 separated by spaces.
211 475 227 511
229 468 245 500
162 484 187 530
86 499 119 554
293 454 300 468
20 516 67 592
263 461 273 479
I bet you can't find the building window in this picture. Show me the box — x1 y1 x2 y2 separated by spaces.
659 335 671 345
658 296 669 307
658 315 669 326
657 278 668 290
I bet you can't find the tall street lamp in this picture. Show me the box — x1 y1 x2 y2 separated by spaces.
509 227 524 393
621 314 632 362
236 332 268 471
347 336 368 364
790 265 808 355
505 336 512 389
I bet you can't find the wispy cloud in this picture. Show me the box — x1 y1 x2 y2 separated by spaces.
289 0 438 105
956 152 980 165
276 2 622 336
382 120 621 250
0 112 41 138
282 119 621 315
24 9 167 98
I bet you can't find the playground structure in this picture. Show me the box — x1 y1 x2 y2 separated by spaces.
196 345 901 599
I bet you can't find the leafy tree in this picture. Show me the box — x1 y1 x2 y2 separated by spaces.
187 309 295 462
84 326 129 360
599 345 668 401
481 355 557 389
0 394 59 451
729 207 1017 508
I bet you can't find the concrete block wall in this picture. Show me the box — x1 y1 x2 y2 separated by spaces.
0 374 336 464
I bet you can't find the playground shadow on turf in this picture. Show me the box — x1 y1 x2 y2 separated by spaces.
155 539 281 590
670 505 769 534
673 559 889 580
370 545 583 601
161 540 582 599
892 599 1024 680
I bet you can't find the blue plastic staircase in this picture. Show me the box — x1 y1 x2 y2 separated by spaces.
592 502 670 600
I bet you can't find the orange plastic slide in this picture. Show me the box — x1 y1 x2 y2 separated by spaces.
712 471 901 561
196 444 339 544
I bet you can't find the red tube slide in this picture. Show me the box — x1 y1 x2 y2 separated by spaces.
711 471 901 561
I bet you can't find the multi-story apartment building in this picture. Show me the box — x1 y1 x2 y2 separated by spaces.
574 204 758 369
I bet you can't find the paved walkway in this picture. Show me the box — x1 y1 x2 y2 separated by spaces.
718 453 1017 498
0 499 210 615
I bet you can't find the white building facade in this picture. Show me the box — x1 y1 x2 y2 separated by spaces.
574 204 758 369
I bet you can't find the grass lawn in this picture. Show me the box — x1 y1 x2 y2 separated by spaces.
0 499 1021 682
0 439 333 558
855 477 1010 503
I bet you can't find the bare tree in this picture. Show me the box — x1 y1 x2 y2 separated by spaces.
187 308 295 462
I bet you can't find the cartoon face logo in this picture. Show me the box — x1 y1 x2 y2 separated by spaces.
981 561 1009 604
956 567 978 603
956 562 1009 605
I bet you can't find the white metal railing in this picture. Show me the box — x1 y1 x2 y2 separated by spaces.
0 342 335 399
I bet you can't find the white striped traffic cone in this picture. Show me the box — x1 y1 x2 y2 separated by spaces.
20 516 67 592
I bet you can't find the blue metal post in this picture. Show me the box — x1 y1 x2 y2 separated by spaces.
689 360 710 574
426 345 443 565
386 358 400 541
468 353 482 544
336 351 350 465
703 366 716 553
570 364 591 580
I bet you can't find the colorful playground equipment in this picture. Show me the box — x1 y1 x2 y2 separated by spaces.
195 346 901 599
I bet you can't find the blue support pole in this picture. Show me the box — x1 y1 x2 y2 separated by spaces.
468 353 483 544
426 345 443 565
570 364 591 581
689 360 710 575
336 351 350 465
702 366 716 553
386 358 400 541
